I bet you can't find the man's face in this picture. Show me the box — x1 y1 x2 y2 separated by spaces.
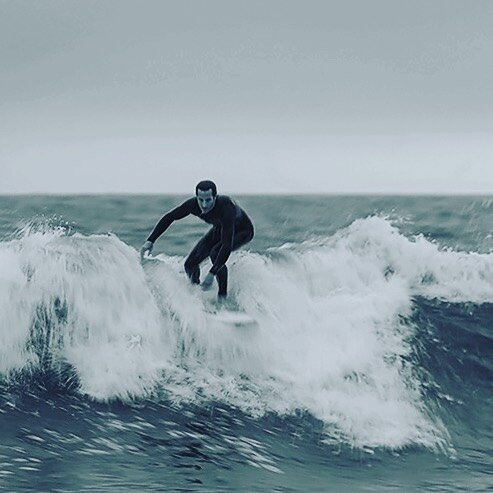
196 189 216 213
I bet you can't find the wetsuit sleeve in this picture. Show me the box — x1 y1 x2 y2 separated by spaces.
147 199 195 243
209 206 235 276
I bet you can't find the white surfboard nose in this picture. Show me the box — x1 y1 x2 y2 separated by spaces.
206 309 258 328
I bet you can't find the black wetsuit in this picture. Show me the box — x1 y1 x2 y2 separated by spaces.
147 196 254 296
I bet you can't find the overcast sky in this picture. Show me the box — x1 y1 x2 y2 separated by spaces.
1 0 492 194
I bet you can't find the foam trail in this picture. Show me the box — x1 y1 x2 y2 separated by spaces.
157 252 439 450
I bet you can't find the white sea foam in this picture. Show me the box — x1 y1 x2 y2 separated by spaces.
1 217 492 449
0 228 171 400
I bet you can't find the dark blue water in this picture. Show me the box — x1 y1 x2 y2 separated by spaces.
0 195 492 492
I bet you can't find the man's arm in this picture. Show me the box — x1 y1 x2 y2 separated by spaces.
147 198 195 243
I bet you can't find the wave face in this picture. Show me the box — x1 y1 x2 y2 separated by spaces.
2 213 492 457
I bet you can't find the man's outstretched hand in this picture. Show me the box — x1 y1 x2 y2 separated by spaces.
140 241 154 260
201 272 215 291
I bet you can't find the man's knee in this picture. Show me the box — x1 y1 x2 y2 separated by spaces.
232 228 254 251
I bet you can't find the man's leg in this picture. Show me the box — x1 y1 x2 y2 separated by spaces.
213 263 228 297
210 228 254 297
184 229 215 284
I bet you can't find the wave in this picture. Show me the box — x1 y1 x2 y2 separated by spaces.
1 217 492 451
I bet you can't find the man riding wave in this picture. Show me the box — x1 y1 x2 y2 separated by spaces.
140 180 254 298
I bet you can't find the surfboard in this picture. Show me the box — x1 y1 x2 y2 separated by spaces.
141 255 256 328
206 309 258 328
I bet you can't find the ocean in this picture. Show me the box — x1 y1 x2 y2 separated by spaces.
0 194 491 492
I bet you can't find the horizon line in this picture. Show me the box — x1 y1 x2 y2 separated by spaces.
1 191 492 197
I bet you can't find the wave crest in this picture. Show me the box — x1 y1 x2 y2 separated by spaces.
2 216 490 450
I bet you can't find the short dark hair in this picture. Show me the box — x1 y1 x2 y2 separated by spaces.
195 180 217 196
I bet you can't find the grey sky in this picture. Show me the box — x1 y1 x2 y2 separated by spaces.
1 0 492 194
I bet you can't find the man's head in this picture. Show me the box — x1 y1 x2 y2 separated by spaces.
195 180 217 213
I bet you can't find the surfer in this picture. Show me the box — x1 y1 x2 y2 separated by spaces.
140 180 254 298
